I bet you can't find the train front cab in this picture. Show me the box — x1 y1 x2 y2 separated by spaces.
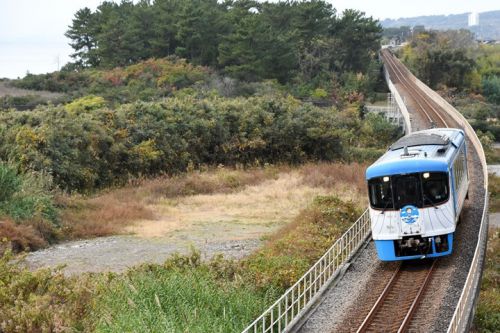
368 169 456 261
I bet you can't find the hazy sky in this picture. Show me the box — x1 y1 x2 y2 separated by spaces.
0 0 499 79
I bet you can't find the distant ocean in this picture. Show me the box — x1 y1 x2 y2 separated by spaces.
0 41 72 79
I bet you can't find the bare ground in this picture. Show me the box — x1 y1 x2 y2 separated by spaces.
26 167 364 275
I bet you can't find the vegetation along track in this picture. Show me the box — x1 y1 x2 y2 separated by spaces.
356 260 437 333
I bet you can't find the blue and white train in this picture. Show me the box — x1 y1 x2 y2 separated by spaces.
366 128 469 261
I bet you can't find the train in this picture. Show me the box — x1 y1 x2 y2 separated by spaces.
366 128 469 261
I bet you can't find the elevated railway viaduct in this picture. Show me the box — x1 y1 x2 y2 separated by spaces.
242 50 488 333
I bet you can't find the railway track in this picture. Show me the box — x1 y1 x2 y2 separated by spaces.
339 51 483 333
356 260 437 333
380 49 449 128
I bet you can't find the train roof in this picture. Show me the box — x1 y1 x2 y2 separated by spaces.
366 128 465 180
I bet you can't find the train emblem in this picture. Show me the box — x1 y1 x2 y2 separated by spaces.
400 205 419 224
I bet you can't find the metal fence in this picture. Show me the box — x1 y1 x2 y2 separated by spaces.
383 68 412 134
241 210 371 333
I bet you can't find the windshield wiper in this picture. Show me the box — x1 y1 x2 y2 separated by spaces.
381 200 392 214
424 194 439 209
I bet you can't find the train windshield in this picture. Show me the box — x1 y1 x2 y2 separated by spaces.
422 172 449 206
368 177 394 209
368 172 449 210
394 174 422 208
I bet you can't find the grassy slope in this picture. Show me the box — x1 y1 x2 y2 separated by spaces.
0 162 367 332
473 175 500 332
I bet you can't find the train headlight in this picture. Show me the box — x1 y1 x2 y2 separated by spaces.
383 176 390 182
423 172 430 179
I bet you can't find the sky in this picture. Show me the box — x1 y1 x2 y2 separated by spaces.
0 0 499 79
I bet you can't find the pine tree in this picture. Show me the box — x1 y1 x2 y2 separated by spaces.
65 7 99 67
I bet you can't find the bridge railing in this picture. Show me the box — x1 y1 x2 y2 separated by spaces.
241 209 371 333
389 54 489 333
383 67 412 134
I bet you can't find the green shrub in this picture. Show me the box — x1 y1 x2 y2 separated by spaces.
0 96 399 192
0 248 94 332
65 95 106 113
0 164 22 202
0 165 57 224
482 75 500 104
0 163 58 250
12 58 210 105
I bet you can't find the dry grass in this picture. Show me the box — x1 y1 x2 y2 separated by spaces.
300 162 367 193
0 219 48 252
127 171 328 238
59 163 368 241
59 167 281 239
59 192 155 239
0 81 63 98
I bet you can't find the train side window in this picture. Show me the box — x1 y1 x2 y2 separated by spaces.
422 172 449 206
368 177 394 209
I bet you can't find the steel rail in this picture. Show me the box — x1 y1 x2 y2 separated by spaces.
398 260 437 333
380 51 435 126
356 261 436 333
381 49 489 333
381 50 449 128
381 50 445 127
387 53 449 128
355 263 402 333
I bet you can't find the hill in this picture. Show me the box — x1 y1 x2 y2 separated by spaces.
381 10 500 40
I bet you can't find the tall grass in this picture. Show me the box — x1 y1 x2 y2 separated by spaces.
0 163 58 251
91 253 280 333
474 228 500 332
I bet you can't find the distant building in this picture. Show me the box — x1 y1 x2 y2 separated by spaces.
389 37 402 46
468 12 479 26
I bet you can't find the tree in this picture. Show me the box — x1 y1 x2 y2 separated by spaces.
65 7 99 67
402 29 478 90
174 0 228 66
331 9 382 73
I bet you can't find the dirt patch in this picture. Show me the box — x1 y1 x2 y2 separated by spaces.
127 172 327 238
0 81 62 98
489 213 500 228
24 169 328 274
